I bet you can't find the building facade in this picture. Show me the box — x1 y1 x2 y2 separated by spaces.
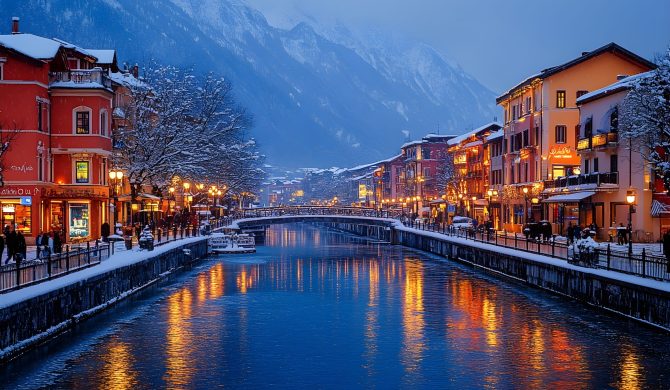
496 43 655 233
0 19 122 243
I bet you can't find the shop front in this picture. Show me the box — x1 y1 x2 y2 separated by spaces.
0 185 47 245
542 191 595 236
44 187 108 242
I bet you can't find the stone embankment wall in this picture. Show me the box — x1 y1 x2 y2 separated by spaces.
328 222 670 331
0 240 208 361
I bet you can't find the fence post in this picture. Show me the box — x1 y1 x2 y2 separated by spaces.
526 235 529 251
65 245 70 272
606 244 611 270
47 250 52 277
504 230 507 247
15 256 21 288
514 233 518 249
87 241 91 264
551 235 555 257
642 248 646 277
537 239 541 254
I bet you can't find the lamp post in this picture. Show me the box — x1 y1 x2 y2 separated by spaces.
471 196 477 220
522 187 530 223
109 169 124 229
626 189 636 256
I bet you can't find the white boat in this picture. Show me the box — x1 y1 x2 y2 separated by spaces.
208 233 256 254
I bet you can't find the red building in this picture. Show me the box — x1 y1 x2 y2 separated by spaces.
0 18 118 243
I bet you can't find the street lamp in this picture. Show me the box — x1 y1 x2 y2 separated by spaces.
626 189 636 256
522 187 530 223
109 169 124 229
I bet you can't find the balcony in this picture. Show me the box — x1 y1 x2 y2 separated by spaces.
543 172 618 189
576 131 618 151
49 68 112 90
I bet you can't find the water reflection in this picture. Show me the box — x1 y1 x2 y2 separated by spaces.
99 338 138 390
7 224 668 389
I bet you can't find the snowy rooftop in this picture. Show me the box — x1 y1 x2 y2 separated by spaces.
485 130 504 142
0 33 61 60
400 139 425 149
447 122 502 146
109 71 146 88
576 71 652 104
86 49 116 64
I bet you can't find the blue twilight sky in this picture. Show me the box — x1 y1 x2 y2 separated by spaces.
244 0 670 93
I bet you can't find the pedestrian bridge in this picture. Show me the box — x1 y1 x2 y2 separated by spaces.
228 206 402 231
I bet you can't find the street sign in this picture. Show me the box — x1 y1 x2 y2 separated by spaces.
447 204 456 213
19 196 32 206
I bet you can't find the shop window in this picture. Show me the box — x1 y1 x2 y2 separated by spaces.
553 165 566 179
75 161 90 183
73 107 91 134
69 203 89 239
1 201 32 234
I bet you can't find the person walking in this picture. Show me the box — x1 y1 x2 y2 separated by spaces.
16 231 26 262
5 225 17 264
35 231 43 260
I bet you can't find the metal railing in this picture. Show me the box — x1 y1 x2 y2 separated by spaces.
404 219 670 282
544 172 618 189
0 241 110 293
49 68 112 89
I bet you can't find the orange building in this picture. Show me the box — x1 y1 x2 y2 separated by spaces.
447 123 501 222
0 18 123 243
496 43 655 233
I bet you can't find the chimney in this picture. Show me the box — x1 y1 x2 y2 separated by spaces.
617 74 629 81
11 17 19 34
131 63 139 78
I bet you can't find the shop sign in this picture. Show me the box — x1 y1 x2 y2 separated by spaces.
0 186 41 196
10 164 34 173
549 146 576 160
2 205 15 213
19 196 32 206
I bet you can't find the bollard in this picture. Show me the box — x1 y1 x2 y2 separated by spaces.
47 250 52 277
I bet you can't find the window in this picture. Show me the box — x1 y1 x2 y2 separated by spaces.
576 90 589 99
556 90 566 108
584 159 590 175
75 161 90 183
100 110 107 136
523 130 529 147
75 110 90 134
101 158 107 185
37 102 43 132
610 155 618 172
584 117 593 138
535 127 540 147
553 165 566 179
0 59 4 80
593 157 599 173
610 107 619 132
69 203 90 239
423 167 430 178
555 125 567 144
512 105 517 120
526 96 532 114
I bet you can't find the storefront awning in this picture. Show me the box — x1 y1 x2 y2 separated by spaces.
651 199 670 217
542 191 595 203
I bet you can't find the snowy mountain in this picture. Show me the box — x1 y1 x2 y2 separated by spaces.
1 0 498 167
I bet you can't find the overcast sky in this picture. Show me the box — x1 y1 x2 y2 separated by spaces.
244 0 670 93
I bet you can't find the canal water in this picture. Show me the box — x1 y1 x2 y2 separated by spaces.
2 224 669 389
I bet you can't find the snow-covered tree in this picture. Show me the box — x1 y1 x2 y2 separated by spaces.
113 64 265 202
620 49 670 191
434 152 457 196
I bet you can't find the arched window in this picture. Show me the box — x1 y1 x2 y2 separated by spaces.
72 106 92 134
100 109 108 136
610 106 619 132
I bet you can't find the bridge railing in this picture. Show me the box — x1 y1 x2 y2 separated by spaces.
233 206 402 220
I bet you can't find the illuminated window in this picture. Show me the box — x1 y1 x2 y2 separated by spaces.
556 90 566 108
75 111 90 134
75 161 89 183
555 125 567 144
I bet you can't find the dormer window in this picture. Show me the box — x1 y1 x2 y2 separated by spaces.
73 106 91 134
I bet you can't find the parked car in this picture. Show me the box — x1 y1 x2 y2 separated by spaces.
450 216 474 229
